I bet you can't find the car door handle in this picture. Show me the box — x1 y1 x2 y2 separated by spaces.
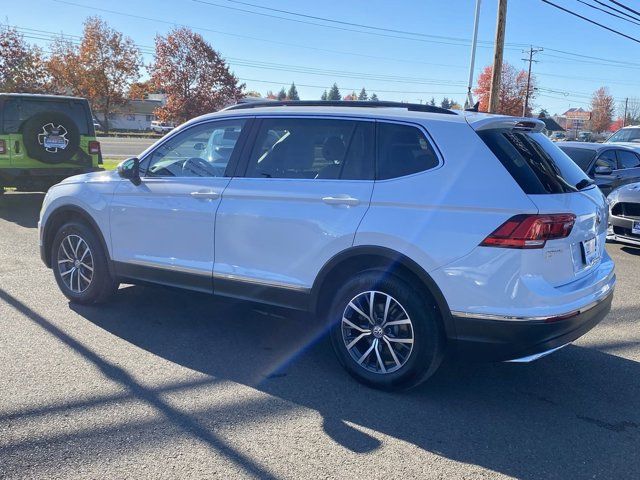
190 191 220 200
322 195 360 206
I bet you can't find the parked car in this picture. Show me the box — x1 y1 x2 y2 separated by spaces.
558 141 640 195
550 131 566 142
38 101 615 390
605 125 640 150
0 93 102 193
150 120 174 134
577 131 592 142
607 182 640 247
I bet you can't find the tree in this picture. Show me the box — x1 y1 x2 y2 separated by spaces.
287 83 300 101
343 91 358 101
277 87 287 101
370 93 379 102
245 90 261 98
327 83 341 101
150 27 244 124
591 87 615 133
266 90 277 100
49 17 142 132
358 88 368 101
620 97 640 125
320 90 328 101
474 62 536 116
428 97 436 107
0 25 50 93
609 117 624 132
538 108 549 118
128 80 155 100
440 97 452 109
449 101 462 110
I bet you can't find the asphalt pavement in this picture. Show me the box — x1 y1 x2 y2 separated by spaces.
0 191 639 479
98 136 157 158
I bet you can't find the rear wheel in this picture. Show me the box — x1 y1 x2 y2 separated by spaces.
52 221 119 304
328 271 445 390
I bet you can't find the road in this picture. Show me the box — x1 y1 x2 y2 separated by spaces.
98 136 157 158
1 191 639 479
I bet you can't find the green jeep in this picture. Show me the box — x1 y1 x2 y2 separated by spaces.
0 94 102 193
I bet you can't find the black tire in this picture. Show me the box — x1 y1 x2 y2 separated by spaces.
22 111 81 164
328 271 445 390
51 221 119 304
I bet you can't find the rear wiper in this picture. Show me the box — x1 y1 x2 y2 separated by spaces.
575 178 594 190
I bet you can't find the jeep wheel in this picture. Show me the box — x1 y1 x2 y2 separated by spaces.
52 221 119 304
328 271 445 390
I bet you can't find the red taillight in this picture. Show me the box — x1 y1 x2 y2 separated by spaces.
88 140 100 154
0 140 6 155
480 214 576 249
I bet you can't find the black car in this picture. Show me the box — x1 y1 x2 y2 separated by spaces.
558 141 640 195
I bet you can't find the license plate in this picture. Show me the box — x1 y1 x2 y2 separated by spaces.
582 237 600 266
44 136 66 149
633 221 640 235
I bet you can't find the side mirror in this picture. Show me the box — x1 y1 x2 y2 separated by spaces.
594 165 612 176
117 157 141 186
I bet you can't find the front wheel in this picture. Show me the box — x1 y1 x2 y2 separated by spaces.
51 221 119 304
328 271 445 390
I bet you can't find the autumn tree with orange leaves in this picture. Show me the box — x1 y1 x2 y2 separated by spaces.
149 27 244 123
0 26 50 93
474 62 536 116
590 87 615 133
48 17 142 133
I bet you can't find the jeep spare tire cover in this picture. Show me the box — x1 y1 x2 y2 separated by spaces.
22 111 81 164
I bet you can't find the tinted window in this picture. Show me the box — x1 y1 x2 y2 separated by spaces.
245 118 374 180
608 128 640 144
597 150 617 170
617 150 640 169
478 129 591 194
144 119 245 177
3 98 91 134
559 147 596 172
376 123 439 180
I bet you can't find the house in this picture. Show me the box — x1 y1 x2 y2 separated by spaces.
563 107 591 133
97 99 162 131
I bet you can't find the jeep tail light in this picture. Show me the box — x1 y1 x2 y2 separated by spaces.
88 140 100 155
480 214 576 249
0 140 5 155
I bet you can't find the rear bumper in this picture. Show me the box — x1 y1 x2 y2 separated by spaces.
450 289 614 362
0 167 103 184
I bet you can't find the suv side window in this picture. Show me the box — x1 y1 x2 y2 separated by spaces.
617 150 640 169
144 119 246 177
245 118 374 180
596 150 617 170
376 122 439 180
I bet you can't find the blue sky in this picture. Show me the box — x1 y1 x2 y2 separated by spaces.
5 0 640 115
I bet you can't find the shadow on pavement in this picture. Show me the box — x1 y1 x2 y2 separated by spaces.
53 284 640 480
0 192 44 229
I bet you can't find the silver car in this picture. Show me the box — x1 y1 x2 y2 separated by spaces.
608 182 640 246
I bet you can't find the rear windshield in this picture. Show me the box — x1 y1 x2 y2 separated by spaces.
2 98 92 135
558 147 596 172
478 129 591 194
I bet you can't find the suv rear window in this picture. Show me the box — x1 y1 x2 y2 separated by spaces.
2 98 91 135
376 123 439 180
478 129 591 194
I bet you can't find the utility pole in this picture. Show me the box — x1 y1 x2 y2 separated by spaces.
488 0 508 113
522 46 543 117
465 0 482 109
623 97 629 127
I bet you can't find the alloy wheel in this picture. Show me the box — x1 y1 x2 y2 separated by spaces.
341 290 414 374
57 234 94 294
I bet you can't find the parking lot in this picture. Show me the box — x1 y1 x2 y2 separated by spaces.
0 191 639 479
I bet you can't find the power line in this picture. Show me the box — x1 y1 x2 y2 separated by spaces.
609 0 640 20
540 0 640 44
575 0 640 26
593 0 640 22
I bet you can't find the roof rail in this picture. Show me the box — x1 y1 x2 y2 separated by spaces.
224 100 457 115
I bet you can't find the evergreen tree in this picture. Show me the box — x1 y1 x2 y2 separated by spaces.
358 87 368 101
428 97 436 106
440 97 452 109
538 108 549 118
370 93 379 102
277 87 287 101
287 82 300 101
327 83 341 101
320 90 328 101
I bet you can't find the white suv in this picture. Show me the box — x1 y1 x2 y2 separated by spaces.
38 101 615 390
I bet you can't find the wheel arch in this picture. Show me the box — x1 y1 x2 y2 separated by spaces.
42 205 112 274
310 246 455 338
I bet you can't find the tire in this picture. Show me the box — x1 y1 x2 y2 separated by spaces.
51 221 119 304
328 271 445 390
22 111 81 164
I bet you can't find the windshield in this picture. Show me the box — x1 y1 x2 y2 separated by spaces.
607 128 640 143
478 129 592 194
558 147 596 172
